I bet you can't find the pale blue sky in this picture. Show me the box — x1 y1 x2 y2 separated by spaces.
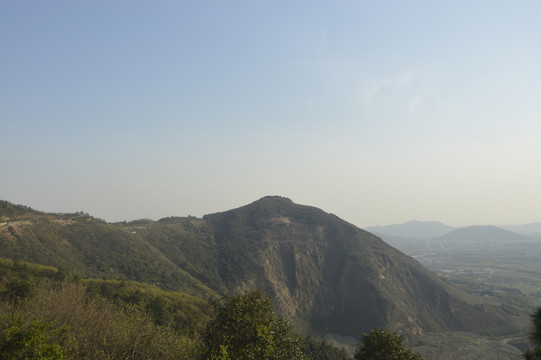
2 1 541 227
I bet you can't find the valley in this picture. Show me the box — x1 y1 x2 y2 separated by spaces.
373 223 541 356
377 225 541 304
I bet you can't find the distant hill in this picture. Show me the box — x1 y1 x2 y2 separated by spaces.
436 225 530 245
501 223 541 237
0 197 520 343
365 220 455 239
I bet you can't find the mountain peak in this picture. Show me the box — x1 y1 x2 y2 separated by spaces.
253 195 294 205
202 198 510 338
204 196 331 227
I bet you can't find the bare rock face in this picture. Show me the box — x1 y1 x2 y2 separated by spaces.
203 196 511 338
0 197 516 341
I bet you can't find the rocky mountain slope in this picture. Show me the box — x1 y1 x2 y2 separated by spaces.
0 197 519 341
202 197 514 338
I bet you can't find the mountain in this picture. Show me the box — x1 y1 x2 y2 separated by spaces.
0 197 519 342
501 223 541 237
365 220 455 239
436 225 530 246
202 197 516 338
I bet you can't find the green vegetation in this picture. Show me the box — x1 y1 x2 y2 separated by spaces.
0 258 62 302
299 337 351 360
0 258 350 359
128 217 225 292
0 212 217 299
201 289 305 360
524 307 541 359
0 200 40 218
0 282 198 359
0 198 534 359
84 278 216 336
354 328 422 360
0 315 65 360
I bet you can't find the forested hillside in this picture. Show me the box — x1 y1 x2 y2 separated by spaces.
0 198 531 358
0 258 352 359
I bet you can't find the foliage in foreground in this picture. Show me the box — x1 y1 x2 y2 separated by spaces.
299 336 351 360
0 314 65 360
524 307 541 359
354 328 422 360
0 282 197 360
0 259 353 359
201 289 306 360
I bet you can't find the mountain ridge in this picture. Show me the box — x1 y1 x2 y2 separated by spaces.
435 225 531 245
201 197 516 338
365 220 541 241
365 220 456 239
0 197 521 342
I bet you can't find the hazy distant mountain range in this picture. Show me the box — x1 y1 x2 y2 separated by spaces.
365 221 455 238
437 225 532 245
365 221 541 240
500 223 541 237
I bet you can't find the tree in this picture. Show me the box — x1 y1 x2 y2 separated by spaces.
524 307 541 359
0 314 65 360
1 282 198 360
299 336 352 360
354 328 422 360
201 289 305 360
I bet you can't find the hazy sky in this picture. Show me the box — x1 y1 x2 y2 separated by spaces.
2 1 541 228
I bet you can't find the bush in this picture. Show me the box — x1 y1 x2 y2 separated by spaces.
201 289 305 360
524 307 541 359
354 328 422 360
0 314 65 360
0 281 198 360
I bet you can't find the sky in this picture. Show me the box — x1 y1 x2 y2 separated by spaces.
1 1 541 228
